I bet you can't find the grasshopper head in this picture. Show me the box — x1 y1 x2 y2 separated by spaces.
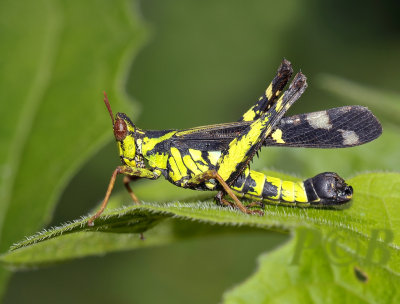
103 92 144 168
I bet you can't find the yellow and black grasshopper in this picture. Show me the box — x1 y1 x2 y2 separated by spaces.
88 59 382 226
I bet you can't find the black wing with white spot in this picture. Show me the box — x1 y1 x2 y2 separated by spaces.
264 106 382 148
170 106 381 151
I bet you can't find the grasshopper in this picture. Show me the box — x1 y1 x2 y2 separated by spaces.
87 59 382 226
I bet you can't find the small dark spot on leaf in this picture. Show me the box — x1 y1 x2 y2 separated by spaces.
354 266 369 283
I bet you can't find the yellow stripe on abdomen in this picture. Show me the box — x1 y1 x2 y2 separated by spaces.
247 170 265 197
294 181 308 203
281 180 295 202
230 170 310 205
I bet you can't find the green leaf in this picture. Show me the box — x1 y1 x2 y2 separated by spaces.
0 0 146 295
223 172 400 303
0 0 145 252
2 171 399 281
223 226 400 304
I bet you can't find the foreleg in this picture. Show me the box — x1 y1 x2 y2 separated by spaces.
88 166 161 226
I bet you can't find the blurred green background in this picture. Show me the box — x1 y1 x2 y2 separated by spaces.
3 0 400 303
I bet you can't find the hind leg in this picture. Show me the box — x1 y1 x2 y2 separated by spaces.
239 59 293 122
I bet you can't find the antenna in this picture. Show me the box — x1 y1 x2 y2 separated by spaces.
103 91 114 125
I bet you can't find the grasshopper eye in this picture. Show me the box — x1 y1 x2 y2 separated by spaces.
114 118 127 141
